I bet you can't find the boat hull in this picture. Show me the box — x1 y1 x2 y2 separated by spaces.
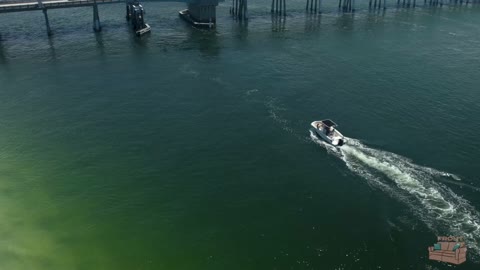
314 128 334 144
311 121 345 147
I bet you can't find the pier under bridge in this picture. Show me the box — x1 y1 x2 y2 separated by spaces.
0 0 478 36
0 0 223 35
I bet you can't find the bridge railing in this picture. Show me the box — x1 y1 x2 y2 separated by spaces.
0 0 122 13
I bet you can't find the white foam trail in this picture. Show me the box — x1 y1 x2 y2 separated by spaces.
265 98 297 137
179 64 199 78
310 131 480 259
245 89 259 96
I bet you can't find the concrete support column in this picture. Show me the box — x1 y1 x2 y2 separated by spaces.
244 0 248 19
37 0 52 36
187 0 219 23
42 9 52 36
93 2 101 32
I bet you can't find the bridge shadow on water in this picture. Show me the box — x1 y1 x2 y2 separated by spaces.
182 27 221 57
362 10 387 30
333 13 355 31
304 13 322 32
94 31 106 56
0 35 6 64
271 14 287 32
230 19 249 44
0 33 59 64
47 36 57 61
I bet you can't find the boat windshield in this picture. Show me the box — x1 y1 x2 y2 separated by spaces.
321 119 337 128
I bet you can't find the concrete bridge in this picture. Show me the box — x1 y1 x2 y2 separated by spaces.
0 0 124 35
0 0 223 35
0 0 478 36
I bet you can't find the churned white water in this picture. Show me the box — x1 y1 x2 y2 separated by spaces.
310 131 480 259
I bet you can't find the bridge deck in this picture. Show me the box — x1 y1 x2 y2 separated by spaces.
0 0 122 13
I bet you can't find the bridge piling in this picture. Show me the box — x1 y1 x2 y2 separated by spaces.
36 0 53 36
42 8 52 36
93 1 101 32
270 0 284 15
244 0 248 19
238 0 247 19
239 1 243 18
306 0 319 13
239 0 242 15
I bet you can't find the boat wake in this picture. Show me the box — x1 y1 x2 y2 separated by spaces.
310 131 480 259
259 94 480 260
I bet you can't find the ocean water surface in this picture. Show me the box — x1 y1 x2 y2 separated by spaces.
1 1 480 269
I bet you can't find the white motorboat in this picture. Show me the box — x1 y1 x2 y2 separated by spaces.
311 119 346 147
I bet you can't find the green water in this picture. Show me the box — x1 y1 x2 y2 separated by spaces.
1 1 480 269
